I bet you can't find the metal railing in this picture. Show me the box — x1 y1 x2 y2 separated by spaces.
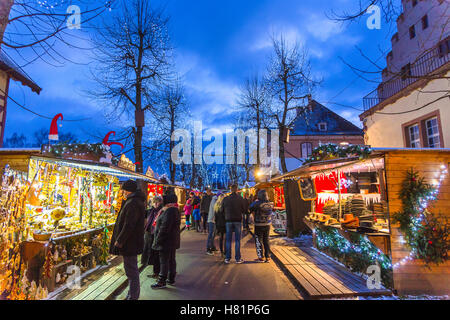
363 45 449 111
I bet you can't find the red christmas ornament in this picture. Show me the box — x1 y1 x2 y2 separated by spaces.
428 240 433 245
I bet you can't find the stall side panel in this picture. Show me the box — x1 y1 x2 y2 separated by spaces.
386 151 450 295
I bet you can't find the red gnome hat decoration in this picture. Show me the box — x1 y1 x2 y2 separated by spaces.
102 131 124 150
49 113 63 141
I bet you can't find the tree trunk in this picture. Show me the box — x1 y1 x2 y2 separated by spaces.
169 108 176 183
134 126 144 173
279 127 288 173
0 0 13 46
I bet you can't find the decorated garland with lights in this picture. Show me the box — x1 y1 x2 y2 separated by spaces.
304 144 372 164
314 226 393 288
393 169 450 266
42 143 120 165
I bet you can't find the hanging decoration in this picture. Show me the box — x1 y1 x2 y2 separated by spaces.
48 113 63 141
102 131 125 152
304 144 372 164
393 168 450 266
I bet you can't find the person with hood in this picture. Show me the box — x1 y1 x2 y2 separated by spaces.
142 196 163 278
151 192 181 289
249 189 274 263
200 188 213 233
206 192 218 255
192 192 201 232
184 193 194 230
109 180 146 300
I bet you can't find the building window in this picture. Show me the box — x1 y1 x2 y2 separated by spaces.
425 117 441 148
421 15 429 29
402 111 444 149
401 63 412 80
409 25 416 39
301 142 312 158
408 124 421 148
318 122 327 132
438 36 450 57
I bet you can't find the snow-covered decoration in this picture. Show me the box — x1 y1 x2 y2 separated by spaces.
159 173 172 185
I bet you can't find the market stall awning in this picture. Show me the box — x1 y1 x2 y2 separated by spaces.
30 156 160 183
271 154 386 182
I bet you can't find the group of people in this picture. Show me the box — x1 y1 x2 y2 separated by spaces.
109 180 181 300
109 180 274 300
189 184 275 264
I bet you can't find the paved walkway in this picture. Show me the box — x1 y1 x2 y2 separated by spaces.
115 229 302 300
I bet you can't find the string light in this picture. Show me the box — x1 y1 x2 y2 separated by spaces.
392 164 448 269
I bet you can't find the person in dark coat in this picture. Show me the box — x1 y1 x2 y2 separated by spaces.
151 192 181 289
109 180 146 300
142 196 163 278
200 188 213 233
249 189 274 262
242 192 251 231
221 184 246 264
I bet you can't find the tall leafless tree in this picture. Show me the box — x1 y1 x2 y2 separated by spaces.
145 80 189 183
89 0 171 173
237 73 271 172
0 0 115 66
265 34 319 173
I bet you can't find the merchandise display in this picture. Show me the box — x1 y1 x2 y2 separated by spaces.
26 158 121 239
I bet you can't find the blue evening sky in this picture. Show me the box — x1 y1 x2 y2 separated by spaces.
4 0 394 157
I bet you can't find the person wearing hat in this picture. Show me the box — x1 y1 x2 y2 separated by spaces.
151 192 181 289
109 180 146 300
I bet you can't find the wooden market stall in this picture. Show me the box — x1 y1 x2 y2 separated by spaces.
271 148 450 296
0 147 160 300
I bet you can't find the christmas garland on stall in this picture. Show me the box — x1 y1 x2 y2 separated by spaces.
314 226 393 288
42 143 119 165
304 144 372 164
393 169 450 266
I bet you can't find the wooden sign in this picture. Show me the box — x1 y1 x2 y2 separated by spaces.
298 178 317 201
118 154 136 172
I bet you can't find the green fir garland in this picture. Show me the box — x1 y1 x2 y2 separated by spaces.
314 226 393 288
304 144 372 164
393 169 450 266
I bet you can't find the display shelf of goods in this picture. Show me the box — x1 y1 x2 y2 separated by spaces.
26 159 121 238
314 226 393 288
0 166 47 300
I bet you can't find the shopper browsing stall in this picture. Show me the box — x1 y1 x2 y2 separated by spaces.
109 180 146 300
142 196 164 278
151 192 181 289
249 190 274 262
